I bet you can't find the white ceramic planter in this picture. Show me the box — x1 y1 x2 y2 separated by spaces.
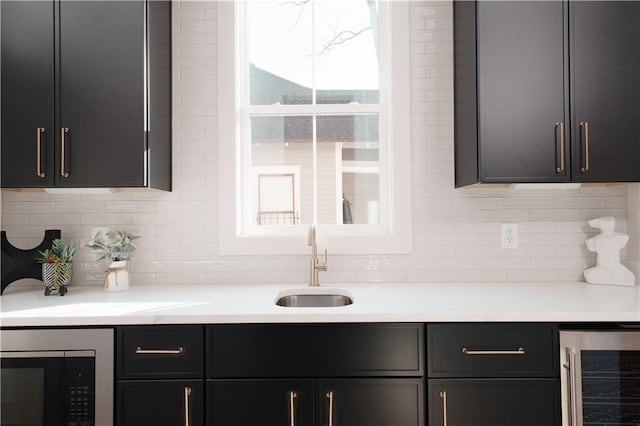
104 260 129 292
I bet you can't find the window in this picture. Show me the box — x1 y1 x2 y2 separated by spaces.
218 0 410 255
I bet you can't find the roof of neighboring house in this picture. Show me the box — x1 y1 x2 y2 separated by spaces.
250 64 379 144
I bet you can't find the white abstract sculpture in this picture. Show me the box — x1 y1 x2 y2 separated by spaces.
584 216 636 286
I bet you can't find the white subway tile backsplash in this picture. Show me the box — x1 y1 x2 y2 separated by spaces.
54 201 104 214
532 257 591 270
2 202 54 214
507 270 585 282
407 269 458 282
3 215 32 226
29 214 81 225
456 270 508 282
179 20 216 33
1 1 633 288
79 214 131 226
529 209 581 221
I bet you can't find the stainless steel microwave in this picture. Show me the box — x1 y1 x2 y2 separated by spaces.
0 328 113 426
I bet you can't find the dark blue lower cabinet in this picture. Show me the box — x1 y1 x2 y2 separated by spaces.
207 380 314 426
316 379 424 426
117 380 203 426
428 379 561 426
206 378 424 426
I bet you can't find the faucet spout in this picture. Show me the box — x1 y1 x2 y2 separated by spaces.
308 225 327 286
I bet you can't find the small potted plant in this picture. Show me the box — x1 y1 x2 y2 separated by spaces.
36 238 76 296
86 229 139 292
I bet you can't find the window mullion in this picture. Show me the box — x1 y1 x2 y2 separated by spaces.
247 104 380 115
311 0 318 225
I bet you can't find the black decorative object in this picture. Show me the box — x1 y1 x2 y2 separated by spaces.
1 229 61 294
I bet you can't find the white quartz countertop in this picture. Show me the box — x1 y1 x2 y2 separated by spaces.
1 282 639 327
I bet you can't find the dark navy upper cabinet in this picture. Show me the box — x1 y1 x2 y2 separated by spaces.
455 1 640 187
1 1 55 188
1 1 171 190
569 2 640 183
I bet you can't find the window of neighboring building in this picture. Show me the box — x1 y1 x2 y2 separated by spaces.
218 0 411 255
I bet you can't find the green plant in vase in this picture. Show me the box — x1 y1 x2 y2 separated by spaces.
86 229 139 291
36 238 77 296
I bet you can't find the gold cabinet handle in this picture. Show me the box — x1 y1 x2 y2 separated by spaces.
326 391 334 426
60 127 69 177
580 121 590 173
289 391 297 426
555 122 565 173
184 386 192 426
135 346 184 355
439 391 448 426
36 127 46 178
461 347 525 355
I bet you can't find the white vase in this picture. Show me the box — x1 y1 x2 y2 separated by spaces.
104 260 129 292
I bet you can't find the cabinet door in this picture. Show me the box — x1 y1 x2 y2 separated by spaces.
117 380 203 426
1 1 55 187
317 379 424 426
428 379 560 426
207 380 313 426
427 323 559 378
207 324 423 378
570 2 640 182
477 2 567 183
117 325 204 380
58 1 145 187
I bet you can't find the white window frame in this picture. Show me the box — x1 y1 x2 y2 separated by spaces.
218 0 411 255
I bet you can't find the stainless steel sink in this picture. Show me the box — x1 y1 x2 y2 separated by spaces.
275 291 353 307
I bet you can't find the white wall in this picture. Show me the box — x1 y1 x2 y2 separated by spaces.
1 1 633 287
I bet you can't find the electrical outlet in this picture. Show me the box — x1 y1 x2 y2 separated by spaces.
501 223 519 249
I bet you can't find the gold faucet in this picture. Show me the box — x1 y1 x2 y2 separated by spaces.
307 224 328 286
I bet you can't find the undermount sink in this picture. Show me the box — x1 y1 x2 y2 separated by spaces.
275 288 354 307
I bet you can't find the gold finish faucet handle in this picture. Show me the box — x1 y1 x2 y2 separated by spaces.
316 249 328 271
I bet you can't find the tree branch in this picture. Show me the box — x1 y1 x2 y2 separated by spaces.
280 0 311 28
321 26 372 53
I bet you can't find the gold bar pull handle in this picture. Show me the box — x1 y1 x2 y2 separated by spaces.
184 386 192 426
36 127 46 178
289 391 297 426
326 391 334 426
135 346 184 355
555 122 565 173
60 127 69 177
461 347 525 356
580 121 590 173
439 391 448 426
